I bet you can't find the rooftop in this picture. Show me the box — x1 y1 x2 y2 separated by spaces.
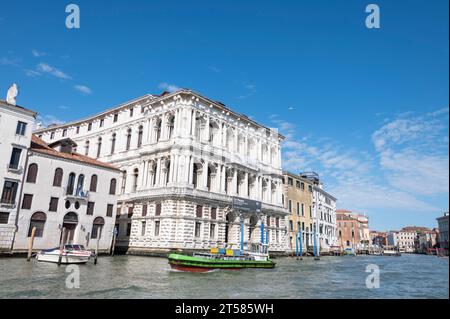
30 135 120 171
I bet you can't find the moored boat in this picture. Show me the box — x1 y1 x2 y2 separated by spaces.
342 248 357 256
168 243 275 272
36 244 93 264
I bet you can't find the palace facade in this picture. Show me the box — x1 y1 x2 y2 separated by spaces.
35 89 288 254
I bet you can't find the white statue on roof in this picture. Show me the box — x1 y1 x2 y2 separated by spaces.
6 83 18 106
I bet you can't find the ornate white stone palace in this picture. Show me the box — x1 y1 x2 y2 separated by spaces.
35 89 289 254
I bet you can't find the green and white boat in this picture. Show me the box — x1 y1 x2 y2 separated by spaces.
168 243 275 272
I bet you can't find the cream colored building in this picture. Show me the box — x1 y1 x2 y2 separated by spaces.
282 171 314 253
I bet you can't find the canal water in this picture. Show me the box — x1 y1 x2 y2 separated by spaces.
0 254 448 299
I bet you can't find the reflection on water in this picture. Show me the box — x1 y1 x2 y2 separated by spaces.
0 254 448 299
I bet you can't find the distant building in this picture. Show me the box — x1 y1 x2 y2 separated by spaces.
387 231 399 247
417 229 438 254
370 230 387 247
436 212 449 251
0 99 37 253
398 226 431 253
336 210 370 250
282 171 314 252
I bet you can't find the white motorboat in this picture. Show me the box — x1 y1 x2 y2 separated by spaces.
36 244 93 264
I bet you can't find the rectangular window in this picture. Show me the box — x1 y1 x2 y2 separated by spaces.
309 206 312 218
16 121 27 136
9 147 22 169
301 182 305 191
49 197 58 212
1 181 18 204
288 200 292 213
308 185 313 193
288 178 293 186
50 132 55 139
154 220 160 236
100 118 104 127
210 207 217 220
21 194 33 210
113 113 118 123
128 206 134 218
296 202 300 215
301 203 305 216
0 212 9 224
196 205 203 218
296 180 300 188
210 224 216 239
141 221 146 236
87 201 95 215
76 126 80 134
142 204 148 217
126 223 132 236
195 222 201 237
106 204 114 217
130 108 134 117
62 129 67 137
155 203 161 216
289 220 293 231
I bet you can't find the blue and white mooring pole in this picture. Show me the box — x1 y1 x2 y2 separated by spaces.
240 218 244 252
299 227 303 257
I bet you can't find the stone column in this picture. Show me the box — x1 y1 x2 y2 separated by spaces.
188 156 194 184
220 165 226 193
244 172 249 198
191 110 197 138
232 169 238 195
202 161 209 190
168 154 175 183
155 157 162 186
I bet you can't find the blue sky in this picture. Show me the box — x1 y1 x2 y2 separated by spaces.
0 0 448 230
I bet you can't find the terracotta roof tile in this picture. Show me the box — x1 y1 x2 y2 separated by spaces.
31 135 120 171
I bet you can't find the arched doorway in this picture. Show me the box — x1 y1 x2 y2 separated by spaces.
63 212 78 244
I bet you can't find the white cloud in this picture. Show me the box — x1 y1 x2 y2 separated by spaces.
37 63 71 80
24 69 41 77
74 85 92 95
372 109 449 196
0 57 20 66
32 49 46 57
270 107 449 215
158 82 181 92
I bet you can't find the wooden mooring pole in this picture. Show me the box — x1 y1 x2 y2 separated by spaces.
94 226 102 265
57 227 66 267
27 227 36 261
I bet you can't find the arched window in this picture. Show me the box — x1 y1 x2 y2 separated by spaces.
168 115 175 139
133 168 139 192
121 170 127 194
26 163 38 183
91 217 105 239
76 174 85 195
156 119 162 142
66 172 76 195
53 168 63 187
126 128 132 150
28 212 46 237
97 137 102 158
192 163 199 188
137 126 143 148
84 140 90 156
111 133 116 154
90 175 98 192
109 178 117 195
